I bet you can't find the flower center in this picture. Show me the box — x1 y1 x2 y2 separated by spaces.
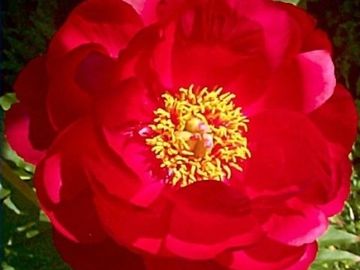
145 85 250 187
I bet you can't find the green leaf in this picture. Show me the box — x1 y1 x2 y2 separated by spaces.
0 185 11 201
319 226 360 247
275 0 301 5
3 206 70 270
1 262 15 270
2 142 35 175
4 197 21 215
0 93 17 111
1 159 39 208
315 248 360 264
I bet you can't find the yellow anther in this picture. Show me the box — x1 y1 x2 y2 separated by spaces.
146 85 250 187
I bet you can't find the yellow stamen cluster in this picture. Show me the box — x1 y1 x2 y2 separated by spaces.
145 85 250 187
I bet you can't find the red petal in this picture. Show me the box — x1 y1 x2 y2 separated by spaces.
284 242 318 270
115 3 271 103
53 230 146 270
123 0 160 25
111 25 177 97
149 23 175 91
35 119 106 243
310 85 358 152
5 104 44 164
75 49 117 96
298 50 335 112
227 0 304 66
265 50 335 112
6 56 56 162
85 140 164 208
145 257 226 270
317 144 352 216
48 0 142 59
303 29 332 53
165 181 262 259
46 44 105 130
93 191 170 254
217 239 317 270
167 2 270 105
242 110 331 202
95 79 166 195
154 0 306 67
278 2 332 53
262 199 327 246
96 78 157 129
172 43 269 106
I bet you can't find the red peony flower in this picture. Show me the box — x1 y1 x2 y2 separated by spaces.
5 0 358 269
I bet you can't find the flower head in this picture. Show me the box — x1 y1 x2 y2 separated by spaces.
5 0 358 269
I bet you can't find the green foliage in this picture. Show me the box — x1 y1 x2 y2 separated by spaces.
0 94 17 111
1 0 57 90
318 226 359 247
1 184 70 270
311 226 360 270
1 1 69 269
1 0 360 269
276 0 301 5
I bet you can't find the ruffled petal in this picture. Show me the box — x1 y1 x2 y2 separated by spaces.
93 190 170 255
227 0 304 66
112 25 177 97
217 239 317 270
262 199 327 246
96 78 157 130
145 256 226 270
48 0 143 59
46 44 108 130
84 135 164 208
242 110 331 203
123 0 160 25
148 0 307 66
35 119 106 243
5 104 45 164
114 1 271 103
310 85 357 152
298 50 335 112
53 230 146 270
75 48 117 96
172 42 269 106
5 56 56 164
165 181 262 259
276 2 332 53
265 50 335 112
303 29 332 53
95 78 166 196
284 242 318 270
317 144 352 217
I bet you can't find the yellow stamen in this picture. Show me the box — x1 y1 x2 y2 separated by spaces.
145 85 250 187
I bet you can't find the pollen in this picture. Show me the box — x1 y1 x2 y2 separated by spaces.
145 85 250 187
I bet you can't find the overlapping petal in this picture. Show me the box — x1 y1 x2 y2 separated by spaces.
5 56 56 164
242 110 332 202
53 230 146 270
310 84 358 151
48 0 143 60
35 119 106 243
263 50 335 112
217 239 317 270
46 44 107 129
165 181 262 259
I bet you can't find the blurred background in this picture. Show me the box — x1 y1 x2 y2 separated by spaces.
1 0 359 269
